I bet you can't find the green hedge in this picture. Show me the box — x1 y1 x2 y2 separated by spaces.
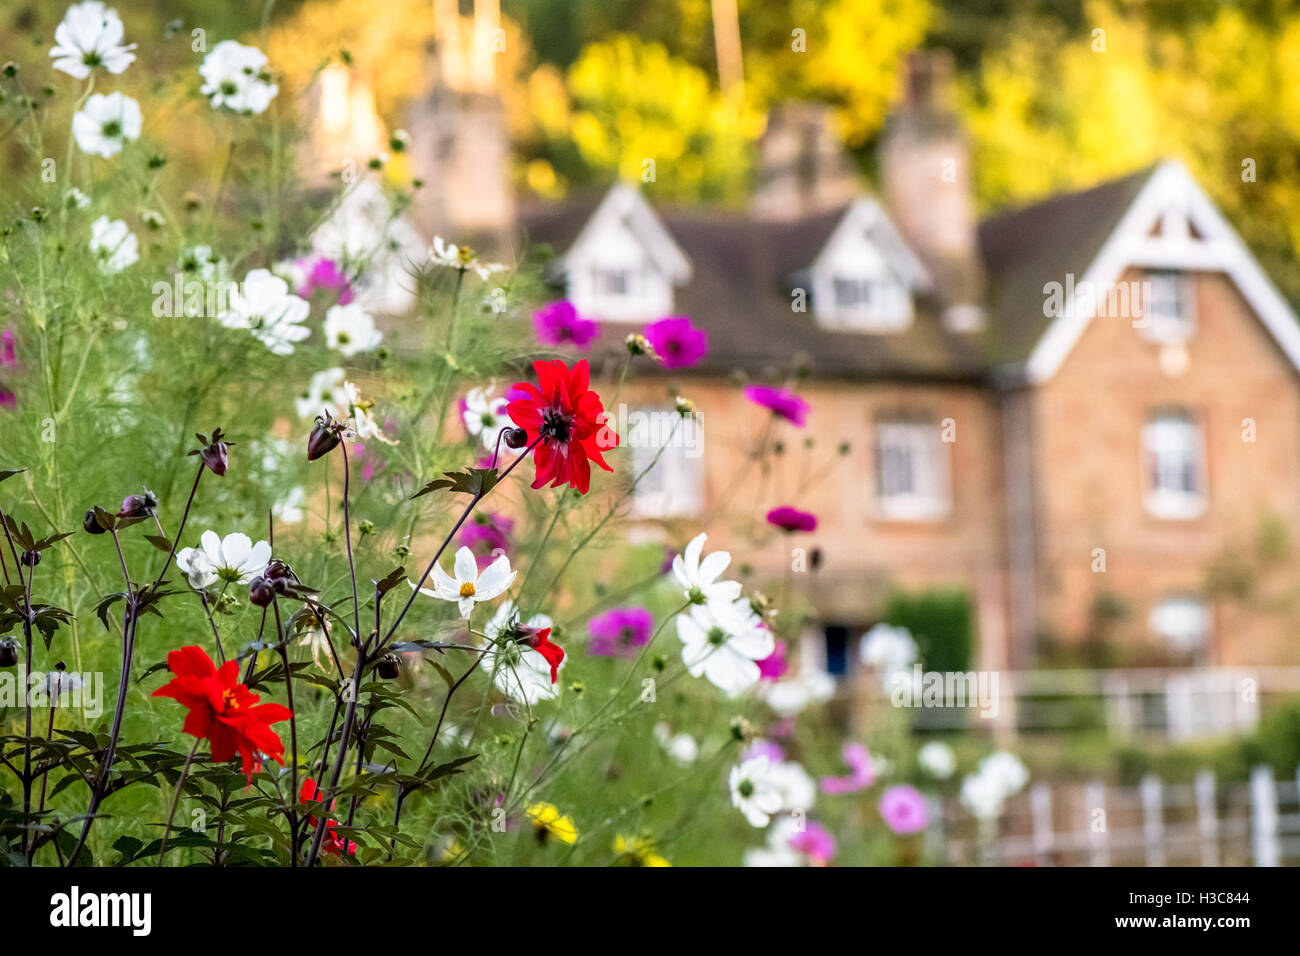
883 588 974 673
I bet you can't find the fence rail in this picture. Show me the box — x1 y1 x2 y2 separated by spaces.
931 765 1300 866
858 666 1300 739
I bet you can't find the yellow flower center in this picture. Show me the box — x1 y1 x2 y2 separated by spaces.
459 581 476 598
222 687 240 711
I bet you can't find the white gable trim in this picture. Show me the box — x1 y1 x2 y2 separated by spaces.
809 198 933 292
1025 160 1300 383
563 183 691 283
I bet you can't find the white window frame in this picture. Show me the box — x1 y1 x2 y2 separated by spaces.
824 272 912 331
1142 411 1206 519
629 407 703 518
873 419 951 521
1141 270 1195 342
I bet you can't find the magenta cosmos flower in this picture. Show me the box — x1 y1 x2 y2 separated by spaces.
532 300 599 348
821 743 875 795
788 820 836 865
766 506 817 533
458 512 514 569
879 784 928 835
756 639 788 682
297 256 354 304
1 329 15 367
644 315 708 369
587 606 653 657
744 384 810 427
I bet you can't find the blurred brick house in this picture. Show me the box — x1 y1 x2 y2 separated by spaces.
394 44 1300 677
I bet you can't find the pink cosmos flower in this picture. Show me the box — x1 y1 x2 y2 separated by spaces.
879 784 928 835
587 606 653 657
821 743 875 795
766 506 817 533
744 385 810 427
297 256 354 304
459 512 514 569
532 300 599 348
1 329 15 367
0 387 14 410
788 820 836 865
644 315 708 369
756 640 788 682
742 739 785 765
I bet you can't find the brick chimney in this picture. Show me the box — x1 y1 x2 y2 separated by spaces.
753 102 859 220
879 50 984 330
406 0 516 248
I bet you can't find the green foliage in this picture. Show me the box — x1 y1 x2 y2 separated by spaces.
883 588 973 673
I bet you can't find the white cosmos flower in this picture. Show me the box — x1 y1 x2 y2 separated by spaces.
178 244 227 282
412 546 515 619
743 817 817 868
483 601 561 706
89 216 138 274
342 381 398 445
50 2 136 78
960 770 1007 820
220 269 310 355
762 669 835 716
176 531 271 589
72 91 141 158
199 40 278 114
273 486 306 525
296 367 348 419
859 622 918 684
309 179 422 315
960 751 1029 819
918 741 957 780
980 751 1028 794
462 387 514 452
430 236 505 281
676 601 774 696
672 532 747 627
323 303 381 356
653 723 698 766
766 758 816 813
729 755 785 828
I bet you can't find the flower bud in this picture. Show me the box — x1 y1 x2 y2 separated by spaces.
0 638 18 667
307 415 343 461
248 575 275 607
118 490 158 518
20 549 39 568
503 427 528 449
197 428 233 477
83 509 108 534
376 654 401 680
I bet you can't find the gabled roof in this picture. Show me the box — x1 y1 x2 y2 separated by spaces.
977 165 1154 367
521 194 987 381
519 161 1300 385
979 160 1300 381
559 183 692 282
808 198 933 293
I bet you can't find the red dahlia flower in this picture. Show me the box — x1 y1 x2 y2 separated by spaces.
300 777 357 857
506 359 618 494
152 645 292 785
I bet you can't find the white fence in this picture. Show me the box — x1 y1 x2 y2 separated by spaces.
930 765 1300 866
864 666 1300 740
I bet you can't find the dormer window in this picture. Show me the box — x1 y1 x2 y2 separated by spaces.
592 267 631 298
826 273 910 330
559 184 692 323
806 199 929 334
1142 271 1195 341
